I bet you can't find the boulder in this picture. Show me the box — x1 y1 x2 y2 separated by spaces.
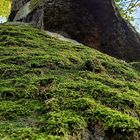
9 0 140 62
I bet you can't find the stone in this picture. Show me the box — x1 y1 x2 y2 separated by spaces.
9 0 140 62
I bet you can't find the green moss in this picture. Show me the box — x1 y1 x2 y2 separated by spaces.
43 111 86 135
130 62 140 71
67 97 140 131
0 24 140 139
30 0 45 11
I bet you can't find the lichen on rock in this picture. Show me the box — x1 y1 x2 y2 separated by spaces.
29 0 45 11
14 1 31 21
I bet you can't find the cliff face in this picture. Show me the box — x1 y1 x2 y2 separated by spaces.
9 0 140 62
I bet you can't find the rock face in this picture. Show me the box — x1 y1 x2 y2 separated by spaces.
9 0 140 61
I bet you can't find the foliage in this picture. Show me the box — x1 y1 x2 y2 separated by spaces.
0 0 11 17
0 24 140 139
115 0 140 21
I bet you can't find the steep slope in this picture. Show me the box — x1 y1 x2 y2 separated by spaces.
0 24 140 140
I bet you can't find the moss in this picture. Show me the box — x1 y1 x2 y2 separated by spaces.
130 62 140 71
30 0 45 11
84 59 105 73
0 24 140 139
42 111 86 135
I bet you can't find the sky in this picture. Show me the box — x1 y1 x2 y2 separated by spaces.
0 16 6 23
131 9 140 32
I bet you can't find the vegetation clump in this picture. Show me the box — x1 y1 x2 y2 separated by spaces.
0 24 140 139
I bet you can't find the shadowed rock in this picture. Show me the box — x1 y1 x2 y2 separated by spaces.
9 0 140 61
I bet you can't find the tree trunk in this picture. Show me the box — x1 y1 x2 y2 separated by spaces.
9 0 140 62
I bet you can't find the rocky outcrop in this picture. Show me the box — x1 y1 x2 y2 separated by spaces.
9 0 140 62
13 2 31 21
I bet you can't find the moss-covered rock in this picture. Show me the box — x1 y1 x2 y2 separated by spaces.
30 0 45 11
0 24 140 140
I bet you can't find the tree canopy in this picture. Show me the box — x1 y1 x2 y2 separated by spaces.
115 0 140 21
